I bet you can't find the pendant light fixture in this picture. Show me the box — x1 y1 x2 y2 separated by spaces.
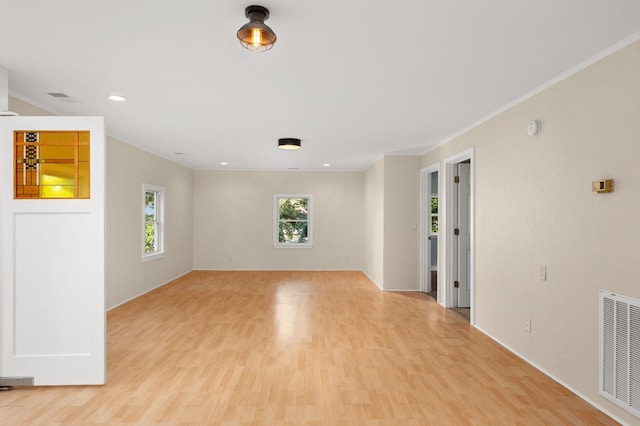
237 5 276 52
278 138 301 150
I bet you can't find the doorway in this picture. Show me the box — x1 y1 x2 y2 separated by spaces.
444 148 474 324
420 164 439 301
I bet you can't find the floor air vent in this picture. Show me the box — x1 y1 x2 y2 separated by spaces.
600 290 640 418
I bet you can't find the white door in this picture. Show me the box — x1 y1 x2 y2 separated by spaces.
455 162 471 308
0 116 105 386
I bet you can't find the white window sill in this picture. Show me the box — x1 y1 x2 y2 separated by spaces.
274 244 313 249
142 252 165 262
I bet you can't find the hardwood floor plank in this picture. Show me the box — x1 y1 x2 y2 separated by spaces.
0 270 617 424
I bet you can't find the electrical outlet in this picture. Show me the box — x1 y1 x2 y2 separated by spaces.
524 319 531 333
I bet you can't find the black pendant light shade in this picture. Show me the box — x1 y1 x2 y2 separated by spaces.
278 138 301 150
237 5 277 52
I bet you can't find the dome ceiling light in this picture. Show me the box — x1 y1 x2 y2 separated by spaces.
278 138 301 150
237 5 276 52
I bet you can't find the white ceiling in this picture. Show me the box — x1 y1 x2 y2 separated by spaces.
1 1 639 171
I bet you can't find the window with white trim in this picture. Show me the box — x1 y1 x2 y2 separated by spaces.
274 194 312 248
143 184 165 261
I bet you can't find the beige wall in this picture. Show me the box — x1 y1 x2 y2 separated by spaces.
9 97 54 116
193 170 364 270
363 156 421 291
9 96 195 310
0 65 7 112
363 158 385 287
106 139 193 308
383 156 420 290
421 40 640 423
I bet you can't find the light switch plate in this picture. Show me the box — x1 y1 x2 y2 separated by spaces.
539 265 547 281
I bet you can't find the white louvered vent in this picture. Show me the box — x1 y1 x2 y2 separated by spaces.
600 290 640 418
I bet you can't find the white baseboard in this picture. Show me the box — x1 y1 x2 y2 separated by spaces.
382 288 421 292
193 268 363 272
107 269 194 311
362 270 382 290
474 325 628 425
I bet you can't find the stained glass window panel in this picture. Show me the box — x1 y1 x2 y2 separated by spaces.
39 145 75 160
14 130 90 199
78 162 90 198
79 145 90 162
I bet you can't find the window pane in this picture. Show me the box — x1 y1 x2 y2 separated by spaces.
79 145 90 162
145 222 156 253
40 163 75 198
279 198 308 221
431 216 438 233
275 195 311 247
40 145 75 160
14 130 91 200
279 221 308 243
278 197 309 244
38 131 78 144
40 163 75 186
143 185 165 258
145 192 156 221
40 185 74 198
78 161 90 198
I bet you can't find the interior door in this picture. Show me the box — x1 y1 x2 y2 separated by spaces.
456 162 471 308
0 116 105 386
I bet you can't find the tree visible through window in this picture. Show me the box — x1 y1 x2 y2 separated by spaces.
274 195 312 247
143 184 165 260
431 196 438 233
145 191 158 253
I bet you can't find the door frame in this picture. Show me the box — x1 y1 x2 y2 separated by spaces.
420 163 439 296
443 147 475 324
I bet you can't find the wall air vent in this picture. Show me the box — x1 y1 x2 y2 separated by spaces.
600 290 640 419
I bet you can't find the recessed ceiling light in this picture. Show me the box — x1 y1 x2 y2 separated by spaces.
323 163 331 167
220 162 228 166
107 94 127 102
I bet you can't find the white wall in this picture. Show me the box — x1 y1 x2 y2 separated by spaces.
8 96 194 310
193 170 363 270
363 158 385 288
420 39 640 423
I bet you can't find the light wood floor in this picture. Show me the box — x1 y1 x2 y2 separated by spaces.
1 271 616 425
